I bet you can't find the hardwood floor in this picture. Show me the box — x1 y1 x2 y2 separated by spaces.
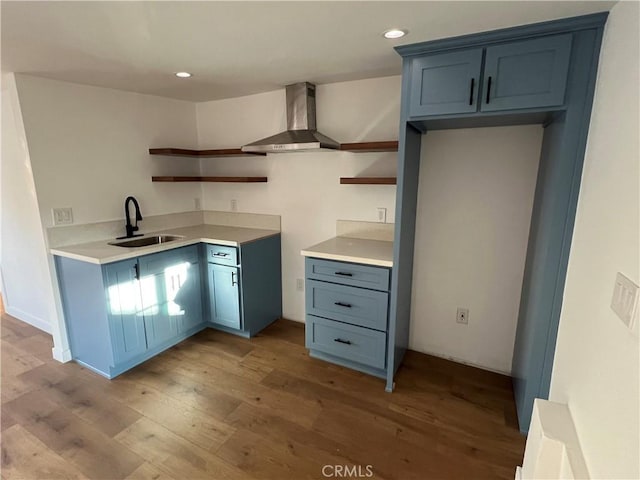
1 313 525 479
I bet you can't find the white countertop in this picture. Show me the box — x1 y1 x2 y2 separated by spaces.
301 236 394 267
50 224 280 264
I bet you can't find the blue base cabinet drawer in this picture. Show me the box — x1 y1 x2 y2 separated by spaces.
306 279 388 331
306 258 390 291
306 316 386 370
205 244 238 266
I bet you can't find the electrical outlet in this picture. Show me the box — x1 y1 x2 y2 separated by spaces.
230 199 238 212
611 272 639 329
456 307 469 325
52 207 73 226
377 207 387 223
194 198 202 210
296 278 304 292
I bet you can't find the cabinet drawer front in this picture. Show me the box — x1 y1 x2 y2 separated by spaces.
306 258 390 291
306 279 388 331
138 245 199 276
409 48 483 117
482 34 572 112
206 244 238 266
306 316 386 370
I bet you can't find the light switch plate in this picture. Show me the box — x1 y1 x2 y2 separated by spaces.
377 207 387 223
611 272 639 329
52 207 73 226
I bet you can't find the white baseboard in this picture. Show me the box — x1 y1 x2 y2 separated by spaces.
5 306 52 334
52 346 72 363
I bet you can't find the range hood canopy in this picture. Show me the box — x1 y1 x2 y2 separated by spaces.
241 82 340 153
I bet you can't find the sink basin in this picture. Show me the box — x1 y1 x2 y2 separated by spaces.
109 235 185 248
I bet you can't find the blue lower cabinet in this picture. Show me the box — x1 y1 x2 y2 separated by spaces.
304 257 391 380
56 239 282 378
306 316 387 370
104 258 148 362
205 235 283 337
56 245 206 378
208 263 241 330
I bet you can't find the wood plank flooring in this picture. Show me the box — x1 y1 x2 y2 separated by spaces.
1 313 525 479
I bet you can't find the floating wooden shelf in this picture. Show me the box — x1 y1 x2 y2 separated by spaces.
340 177 397 185
150 141 398 157
152 176 268 183
339 141 398 152
149 148 266 157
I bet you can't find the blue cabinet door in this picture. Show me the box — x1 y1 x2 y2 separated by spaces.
174 262 203 333
481 34 572 112
138 247 203 347
409 48 483 117
103 259 147 363
208 263 241 330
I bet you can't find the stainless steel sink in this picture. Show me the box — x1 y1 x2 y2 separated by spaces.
109 235 185 248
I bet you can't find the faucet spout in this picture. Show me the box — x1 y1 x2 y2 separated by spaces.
121 196 143 239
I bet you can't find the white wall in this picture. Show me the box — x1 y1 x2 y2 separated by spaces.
411 126 542 373
0 74 57 334
6 75 200 359
549 2 640 478
15 75 200 228
196 76 400 322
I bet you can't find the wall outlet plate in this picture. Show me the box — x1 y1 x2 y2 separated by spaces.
456 307 469 325
194 198 202 210
611 272 639 330
377 207 387 223
230 199 238 212
296 278 304 292
52 207 73 226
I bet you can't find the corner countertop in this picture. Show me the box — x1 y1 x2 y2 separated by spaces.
50 224 280 265
301 236 394 268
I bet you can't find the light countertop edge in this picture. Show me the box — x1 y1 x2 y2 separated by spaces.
50 225 280 265
300 236 394 268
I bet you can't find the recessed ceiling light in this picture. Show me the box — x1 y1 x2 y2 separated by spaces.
175 72 192 78
383 29 408 39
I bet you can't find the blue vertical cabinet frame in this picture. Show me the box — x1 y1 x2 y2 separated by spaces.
392 13 607 431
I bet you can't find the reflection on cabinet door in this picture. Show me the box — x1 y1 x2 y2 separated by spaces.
104 258 147 362
208 263 241 330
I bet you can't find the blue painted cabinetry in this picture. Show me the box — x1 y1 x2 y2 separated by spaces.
57 245 205 378
207 263 241 329
205 234 282 337
305 257 391 380
395 13 607 431
408 34 573 118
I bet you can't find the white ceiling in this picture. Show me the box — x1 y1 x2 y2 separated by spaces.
1 1 614 102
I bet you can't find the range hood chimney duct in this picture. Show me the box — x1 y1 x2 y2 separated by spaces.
241 82 340 153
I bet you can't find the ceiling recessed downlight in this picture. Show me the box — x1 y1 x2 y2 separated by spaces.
175 71 192 78
383 29 408 39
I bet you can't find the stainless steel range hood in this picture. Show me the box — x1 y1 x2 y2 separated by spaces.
242 82 340 153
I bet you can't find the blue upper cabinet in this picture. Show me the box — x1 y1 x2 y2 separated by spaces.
407 34 573 120
481 34 572 112
409 48 483 117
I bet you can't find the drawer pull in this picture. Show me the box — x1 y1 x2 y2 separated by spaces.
334 302 352 308
213 252 229 257
334 338 352 345
334 271 353 277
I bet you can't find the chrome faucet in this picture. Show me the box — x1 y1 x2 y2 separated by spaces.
119 196 143 239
